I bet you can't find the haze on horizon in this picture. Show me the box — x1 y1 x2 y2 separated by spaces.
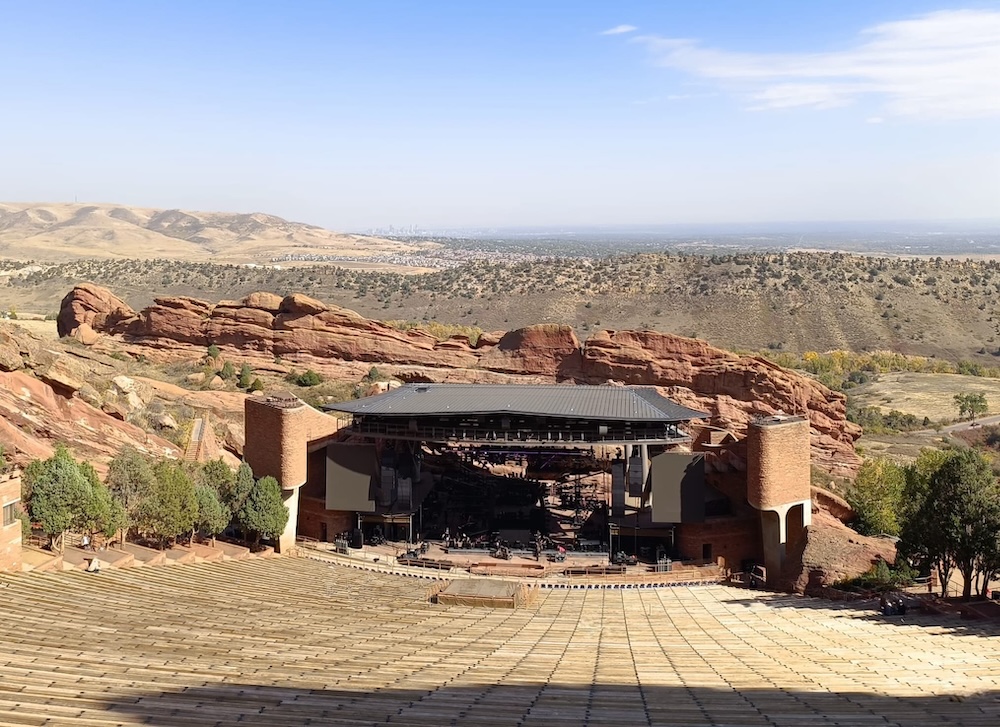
2 0 998 234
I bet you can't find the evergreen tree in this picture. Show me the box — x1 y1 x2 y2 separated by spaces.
139 460 198 546
194 485 230 545
106 445 157 539
80 479 127 541
901 449 1000 599
237 363 253 389
229 461 255 516
198 458 236 504
237 476 289 547
23 447 90 551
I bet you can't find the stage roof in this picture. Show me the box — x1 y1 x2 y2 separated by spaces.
323 384 709 422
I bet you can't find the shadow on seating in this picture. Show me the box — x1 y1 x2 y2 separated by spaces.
105 681 1000 726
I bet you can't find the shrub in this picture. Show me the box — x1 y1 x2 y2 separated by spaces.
207 344 221 360
833 560 915 593
238 363 253 389
291 369 324 387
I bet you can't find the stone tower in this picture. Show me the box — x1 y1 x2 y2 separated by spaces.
746 416 812 584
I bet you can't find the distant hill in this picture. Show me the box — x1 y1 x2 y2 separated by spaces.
0 202 425 263
5 251 1000 363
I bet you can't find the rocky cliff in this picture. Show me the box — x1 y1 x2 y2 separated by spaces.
0 321 181 472
59 284 862 474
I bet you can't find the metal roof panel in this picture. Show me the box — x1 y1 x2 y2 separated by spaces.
323 384 709 422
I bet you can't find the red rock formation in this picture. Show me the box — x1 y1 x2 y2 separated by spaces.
59 284 862 474
477 324 583 377
778 509 896 594
0 370 179 473
57 283 137 338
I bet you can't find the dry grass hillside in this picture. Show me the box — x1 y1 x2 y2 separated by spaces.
5 251 1000 360
0 202 429 264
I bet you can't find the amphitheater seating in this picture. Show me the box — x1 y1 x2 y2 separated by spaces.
0 557 999 726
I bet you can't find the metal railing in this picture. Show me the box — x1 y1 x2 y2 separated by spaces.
348 421 689 445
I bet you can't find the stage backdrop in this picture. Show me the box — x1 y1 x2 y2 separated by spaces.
650 453 705 524
326 443 378 512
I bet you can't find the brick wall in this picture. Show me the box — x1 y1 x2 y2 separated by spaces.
747 417 810 510
676 516 762 571
0 472 23 573
298 496 354 541
244 395 343 490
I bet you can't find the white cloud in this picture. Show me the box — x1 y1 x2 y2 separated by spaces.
866 116 885 124
632 9 1000 119
601 24 637 36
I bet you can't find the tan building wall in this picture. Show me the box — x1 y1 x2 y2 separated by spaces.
1 471 23 573
244 394 343 491
747 417 811 510
244 393 344 553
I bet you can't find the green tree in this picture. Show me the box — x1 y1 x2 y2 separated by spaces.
228 461 255 516
292 369 323 387
23 447 91 551
847 457 906 536
106 445 157 540
954 392 989 422
237 475 288 547
249 377 264 393
901 448 951 527
194 485 230 545
220 360 236 380
80 480 127 540
139 460 198 546
207 344 221 360
968 392 989 422
237 363 253 389
16 504 31 541
198 458 236 504
901 449 1000 599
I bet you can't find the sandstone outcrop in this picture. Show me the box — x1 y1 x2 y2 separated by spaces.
0 321 221 472
57 284 136 339
778 509 896 594
59 284 863 474
0 370 179 473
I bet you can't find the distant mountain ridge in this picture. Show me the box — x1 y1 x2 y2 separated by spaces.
0 202 418 263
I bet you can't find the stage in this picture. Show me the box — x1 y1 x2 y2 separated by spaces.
434 579 535 609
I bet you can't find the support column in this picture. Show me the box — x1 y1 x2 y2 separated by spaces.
758 498 811 585
277 485 301 554
640 444 650 487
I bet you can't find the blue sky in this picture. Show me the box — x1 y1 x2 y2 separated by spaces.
2 1 998 231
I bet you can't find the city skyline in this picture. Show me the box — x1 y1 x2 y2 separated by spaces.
2 1 998 232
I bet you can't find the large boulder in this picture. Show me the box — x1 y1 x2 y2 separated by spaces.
778 509 896 594
0 370 179 471
579 330 860 476
57 283 136 338
0 342 22 372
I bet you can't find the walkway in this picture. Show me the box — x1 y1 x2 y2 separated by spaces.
0 558 998 726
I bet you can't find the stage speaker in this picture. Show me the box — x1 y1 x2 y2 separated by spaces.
611 460 626 517
351 528 364 549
